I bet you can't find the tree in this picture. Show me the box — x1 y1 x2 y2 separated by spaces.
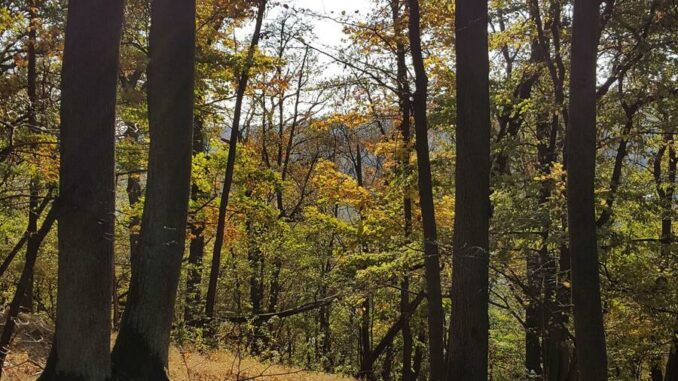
205 0 267 320
405 1 445 380
38 0 124 378
110 0 196 377
566 0 608 380
448 0 491 379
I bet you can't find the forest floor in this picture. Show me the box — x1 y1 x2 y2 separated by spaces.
1 313 355 381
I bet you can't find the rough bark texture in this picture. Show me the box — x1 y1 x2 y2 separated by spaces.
38 0 124 379
566 0 608 380
448 0 491 379
111 0 196 378
405 1 446 380
205 0 267 319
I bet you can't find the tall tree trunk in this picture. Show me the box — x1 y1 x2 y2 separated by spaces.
405 1 445 380
38 0 123 378
566 1 608 379
21 1 39 312
205 0 267 319
354 141 375 381
120 127 143 330
111 0 196 377
20 181 38 312
524 28 549 379
184 117 206 325
125 126 143 263
654 124 677 381
448 0 491 379
391 2 415 378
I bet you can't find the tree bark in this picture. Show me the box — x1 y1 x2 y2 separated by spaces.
205 0 267 319
246 220 265 354
0 204 57 378
405 2 446 380
38 0 123 378
111 0 196 378
654 122 677 381
393 0 415 374
566 1 608 379
184 117 206 325
21 1 39 312
448 0 491 379
665 327 678 381
0 195 54 280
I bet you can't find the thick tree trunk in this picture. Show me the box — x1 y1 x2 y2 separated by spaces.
38 0 123 378
111 0 196 378
566 1 608 380
448 0 491 379
405 2 446 380
205 0 267 319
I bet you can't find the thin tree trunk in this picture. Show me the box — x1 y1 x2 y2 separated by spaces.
205 0 267 319
412 325 425 380
20 181 38 312
654 123 677 381
246 220 265 354
38 0 123 378
665 327 678 381
185 117 206 325
125 126 143 263
21 2 39 311
0 195 54 280
111 0 196 377
390 2 415 378
0 204 57 378
381 344 395 381
448 0 491 379
566 1 608 379
405 2 445 379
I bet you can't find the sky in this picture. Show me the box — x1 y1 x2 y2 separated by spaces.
290 0 373 48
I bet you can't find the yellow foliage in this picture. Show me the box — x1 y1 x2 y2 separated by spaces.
311 160 371 209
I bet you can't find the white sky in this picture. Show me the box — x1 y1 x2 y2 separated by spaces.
230 0 376 78
290 0 373 47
